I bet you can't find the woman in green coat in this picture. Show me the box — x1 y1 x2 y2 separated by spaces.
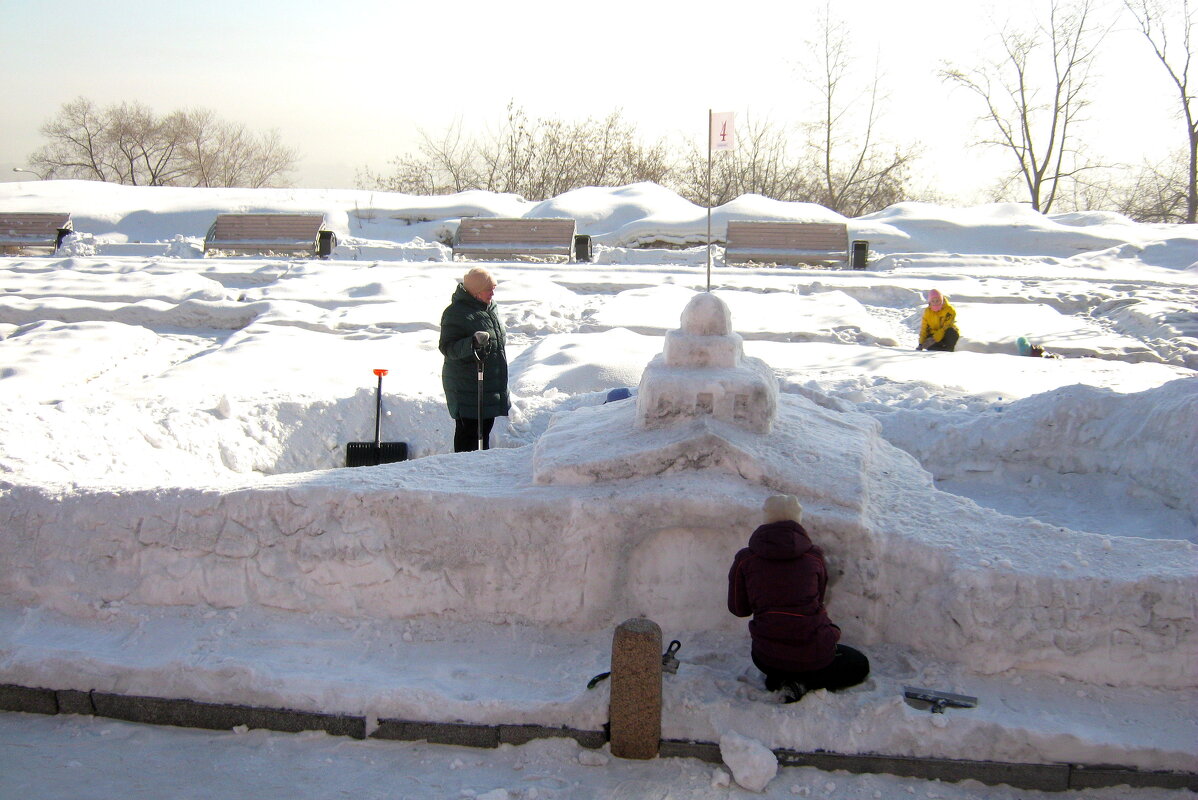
439 267 510 452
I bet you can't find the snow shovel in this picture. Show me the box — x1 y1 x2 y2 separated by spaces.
345 368 408 468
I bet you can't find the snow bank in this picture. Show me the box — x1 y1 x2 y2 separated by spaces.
509 329 655 398
0 181 530 242
861 202 1158 258
6 181 1194 261
589 285 899 346
4 388 1194 689
720 731 778 792
948 301 1161 361
879 379 1198 527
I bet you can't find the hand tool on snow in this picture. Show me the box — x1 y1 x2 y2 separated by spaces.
903 686 978 713
344 368 408 468
587 640 682 689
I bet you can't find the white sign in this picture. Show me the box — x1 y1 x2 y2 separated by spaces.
710 111 735 152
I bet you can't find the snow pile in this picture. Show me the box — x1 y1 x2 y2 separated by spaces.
948 301 1160 361
4 180 1194 261
860 202 1191 260
529 182 709 247
880 379 1198 521
509 329 654 400
720 731 779 792
590 285 900 346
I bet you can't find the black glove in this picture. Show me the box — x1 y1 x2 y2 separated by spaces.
472 330 490 351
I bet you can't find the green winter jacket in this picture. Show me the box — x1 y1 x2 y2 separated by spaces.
439 283 510 420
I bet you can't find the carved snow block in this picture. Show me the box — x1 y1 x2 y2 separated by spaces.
636 293 778 433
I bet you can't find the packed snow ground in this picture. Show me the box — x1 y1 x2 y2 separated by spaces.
7 711 1198 800
1 181 1196 797
5 712 1195 800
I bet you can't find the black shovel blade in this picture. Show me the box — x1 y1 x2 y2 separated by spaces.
345 441 409 468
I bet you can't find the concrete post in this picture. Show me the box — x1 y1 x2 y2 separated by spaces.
608 617 662 759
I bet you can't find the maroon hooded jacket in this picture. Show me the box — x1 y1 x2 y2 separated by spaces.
727 519 840 672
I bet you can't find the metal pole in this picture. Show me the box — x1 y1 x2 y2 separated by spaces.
706 109 713 293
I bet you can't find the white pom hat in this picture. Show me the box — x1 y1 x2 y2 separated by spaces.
763 494 803 524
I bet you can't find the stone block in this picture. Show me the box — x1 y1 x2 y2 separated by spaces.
608 617 661 760
498 724 606 749
0 683 57 715
55 690 95 715
371 719 499 748
776 750 1070 791
1069 767 1198 792
91 692 364 738
659 738 722 763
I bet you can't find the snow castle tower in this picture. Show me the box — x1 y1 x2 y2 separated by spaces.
635 293 777 434
531 292 780 484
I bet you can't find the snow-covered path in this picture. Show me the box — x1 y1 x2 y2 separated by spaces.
3 605 1195 773
4 710 1195 800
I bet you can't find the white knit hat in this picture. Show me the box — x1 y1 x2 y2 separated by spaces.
763 494 803 524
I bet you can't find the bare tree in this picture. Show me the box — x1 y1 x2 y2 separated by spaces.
30 97 298 188
672 116 807 206
1101 153 1193 222
187 122 298 189
942 0 1108 212
675 7 920 214
802 6 919 217
101 102 193 186
1125 0 1197 222
361 103 671 200
31 97 115 182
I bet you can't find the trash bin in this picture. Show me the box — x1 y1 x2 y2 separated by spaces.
318 230 336 259
573 234 592 263
851 240 869 270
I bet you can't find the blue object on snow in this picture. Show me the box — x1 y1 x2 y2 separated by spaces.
1017 336 1032 357
605 387 632 403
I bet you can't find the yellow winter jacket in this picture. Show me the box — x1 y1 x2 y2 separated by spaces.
920 301 958 343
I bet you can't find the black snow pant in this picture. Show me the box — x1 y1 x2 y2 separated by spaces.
927 328 960 352
454 417 495 453
754 644 871 695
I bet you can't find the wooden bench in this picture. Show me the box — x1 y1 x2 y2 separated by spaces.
204 213 336 257
453 217 579 262
0 213 73 253
724 221 851 267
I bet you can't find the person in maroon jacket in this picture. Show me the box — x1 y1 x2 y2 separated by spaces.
728 494 870 702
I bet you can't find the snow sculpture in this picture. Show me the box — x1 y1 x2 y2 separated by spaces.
531 292 781 485
635 293 777 434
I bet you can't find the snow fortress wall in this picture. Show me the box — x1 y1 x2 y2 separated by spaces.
1 394 1194 690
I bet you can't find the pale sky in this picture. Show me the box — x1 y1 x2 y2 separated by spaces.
0 0 1181 204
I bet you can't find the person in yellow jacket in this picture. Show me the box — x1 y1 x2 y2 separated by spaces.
916 289 960 352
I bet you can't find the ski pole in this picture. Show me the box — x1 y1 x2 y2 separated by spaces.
472 330 490 451
476 352 484 451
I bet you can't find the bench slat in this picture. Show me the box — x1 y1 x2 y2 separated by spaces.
0 213 73 247
725 221 849 266
204 213 332 255
454 218 576 261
